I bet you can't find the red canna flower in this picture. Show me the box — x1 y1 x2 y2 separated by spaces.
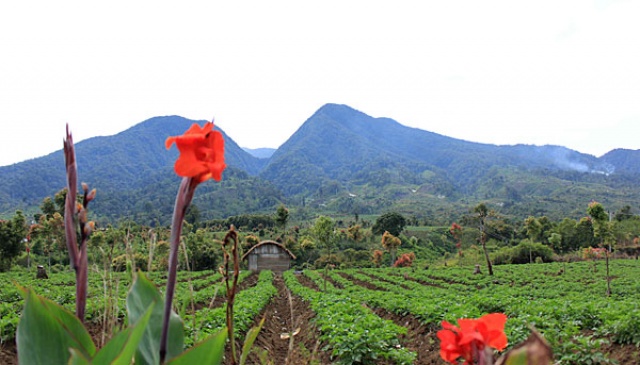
438 313 508 364
165 121 226 183
161 121 226 362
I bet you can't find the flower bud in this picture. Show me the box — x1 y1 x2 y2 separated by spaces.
87 189 97 202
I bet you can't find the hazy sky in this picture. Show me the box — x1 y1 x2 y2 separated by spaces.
1 1 639 167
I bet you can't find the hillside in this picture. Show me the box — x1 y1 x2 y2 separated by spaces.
243 147 276 159
601 149 640 174
258 104 633 220
0 116 270 221
0 104 638 224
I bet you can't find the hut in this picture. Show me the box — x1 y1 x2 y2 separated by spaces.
242 240 296 272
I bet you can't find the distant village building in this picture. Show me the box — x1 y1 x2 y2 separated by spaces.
241 240 296 272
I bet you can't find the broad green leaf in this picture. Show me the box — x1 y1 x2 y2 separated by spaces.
127 271 184 365
68 348 92 365
91 303 155 365
240 317 265 365
167 329 227 365
17 287 96 365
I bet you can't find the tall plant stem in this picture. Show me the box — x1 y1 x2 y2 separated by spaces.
605 250 611 296
160 177 197 364
63 125 93 322
223 229 240 365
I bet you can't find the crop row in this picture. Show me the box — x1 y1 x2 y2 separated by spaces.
0 268 222 342
184 270 277 346
327 260 640 360
283 270 416 365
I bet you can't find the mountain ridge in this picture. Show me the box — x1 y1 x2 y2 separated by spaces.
0 104 638 223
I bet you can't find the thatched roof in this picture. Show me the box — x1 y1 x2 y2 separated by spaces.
241 240 296 260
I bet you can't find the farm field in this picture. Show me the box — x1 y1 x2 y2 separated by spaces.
1 260 640 364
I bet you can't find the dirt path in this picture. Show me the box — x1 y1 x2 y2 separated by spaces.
338 272 444 363
373 308 443 364
242 274 330 365
337 272 386 291
190 272 259 313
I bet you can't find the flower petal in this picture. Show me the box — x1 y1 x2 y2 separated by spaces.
166 122 226 183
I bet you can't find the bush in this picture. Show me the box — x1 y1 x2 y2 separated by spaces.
112 253 148 272
492 240 555 265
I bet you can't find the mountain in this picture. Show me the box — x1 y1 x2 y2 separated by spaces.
0 116 275 222
600 149 640 174
242 147 276 159
0 104 638 224
260 104 613 191
257 104 631 219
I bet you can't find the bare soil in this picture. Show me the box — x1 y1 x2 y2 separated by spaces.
189 272 259 313
358 270 414 290
220 273 331 364
317 271 343 289
5 270 639 365
373 308 443 364
0 340 17 365
235 274 331 365
337 272 386 291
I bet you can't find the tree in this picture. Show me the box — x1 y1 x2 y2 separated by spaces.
587 202 612 246
537 216 554 244
575 217 596 248
53 189 68 216
554 218 579 253
587 201 614 296
372 249 384 267
346 224 364 243
243 234 260 250
524 216 543 242
381 231 402 266
185 204 201 228
394 252 416 267
275 204 289 235
548 233 563 253
0 211 27 271
615 205 634 222
40 197 57 220
372 212 406 237
184 228 218 271
312 216 336 291
450 222 463 256
474 203 494 276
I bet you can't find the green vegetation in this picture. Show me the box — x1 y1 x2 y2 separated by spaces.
2 105 640 228
3 104 640 363
3 260 640 364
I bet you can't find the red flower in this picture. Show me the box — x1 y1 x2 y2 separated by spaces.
165 122 226 183
437 313 508 364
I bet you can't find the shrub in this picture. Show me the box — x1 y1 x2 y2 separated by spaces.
492 240 555 265
112 253 148 271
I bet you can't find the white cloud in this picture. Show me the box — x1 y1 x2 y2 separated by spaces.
0 1 638 166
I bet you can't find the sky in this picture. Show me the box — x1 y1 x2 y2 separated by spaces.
1 1 639 167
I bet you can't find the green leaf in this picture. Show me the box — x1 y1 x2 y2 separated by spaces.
166 329 227 365
126 271 184 365
17 287 96 365
68 348 92 365
91 303 155 365
240 317 265 365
